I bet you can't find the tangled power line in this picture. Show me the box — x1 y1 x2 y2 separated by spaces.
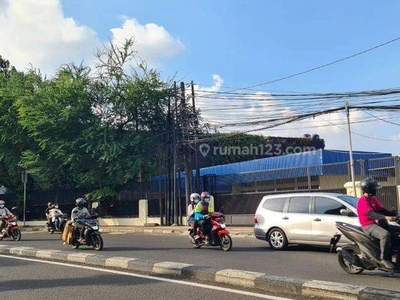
185 87 400 144
185 35 400 144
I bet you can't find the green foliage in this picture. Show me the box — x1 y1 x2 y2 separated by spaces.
203 132 325 166
85 186 117 202
0 40 173 200
0 57 41 193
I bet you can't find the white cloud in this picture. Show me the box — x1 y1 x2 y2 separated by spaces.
195 76 297 132
110 18 185 69
0 0 98 76
0 1 184 77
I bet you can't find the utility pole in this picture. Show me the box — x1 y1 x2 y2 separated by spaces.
157 143 163 225
172 82 178 225
165 95 172 226
346 102 357 197
191 81 201 192
181 82 192 225
22 170 28 227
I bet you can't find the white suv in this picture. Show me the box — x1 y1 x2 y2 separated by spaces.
254 192 360 250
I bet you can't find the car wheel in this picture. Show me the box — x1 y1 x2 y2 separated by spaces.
268 228 288 250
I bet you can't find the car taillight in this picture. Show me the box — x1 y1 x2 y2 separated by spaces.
254 215 258 224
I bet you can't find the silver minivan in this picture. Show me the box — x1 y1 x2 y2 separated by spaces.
254 192 360 250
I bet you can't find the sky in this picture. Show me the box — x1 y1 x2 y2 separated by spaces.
0 0 400 155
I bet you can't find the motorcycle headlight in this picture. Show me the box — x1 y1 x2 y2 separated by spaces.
220 224 226 229
91 226 99 230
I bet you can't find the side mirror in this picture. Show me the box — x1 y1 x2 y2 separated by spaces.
11 207 19 213
340 208 356 217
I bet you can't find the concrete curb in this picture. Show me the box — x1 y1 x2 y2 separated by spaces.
1 244 399 299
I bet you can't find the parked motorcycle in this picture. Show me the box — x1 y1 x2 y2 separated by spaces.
188 212 232 251
46 212 68 234
71 215 103 251
331 218 400 274
0 213 21 241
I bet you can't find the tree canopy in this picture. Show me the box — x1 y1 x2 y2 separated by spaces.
0 40 175 201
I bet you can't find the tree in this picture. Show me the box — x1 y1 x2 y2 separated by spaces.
17 64 96 190
15 40 174 202
0 56 41 194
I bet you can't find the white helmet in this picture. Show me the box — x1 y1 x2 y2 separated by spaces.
190 193 200 204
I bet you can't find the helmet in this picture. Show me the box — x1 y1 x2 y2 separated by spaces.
0 200 4 209
75 198 86 208
47 202 54 208
360 178 381 196
201 191 210 203
190 193 200 204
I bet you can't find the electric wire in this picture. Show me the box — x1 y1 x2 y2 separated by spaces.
318 116 400 142
199 36 400 92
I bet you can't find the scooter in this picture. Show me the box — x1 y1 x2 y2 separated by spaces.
70 215 104 251
331 218 400 274
188 212 232 251
0 213 21 241
46 212 68 234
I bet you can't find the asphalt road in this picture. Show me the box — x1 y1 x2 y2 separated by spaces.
6 231 400 292
1 255 301 300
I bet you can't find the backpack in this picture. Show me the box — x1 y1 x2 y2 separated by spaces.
61 220 74 244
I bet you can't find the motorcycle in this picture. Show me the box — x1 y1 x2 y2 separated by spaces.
331 217 400 274
188 211 232 251
0 213 21 241
46 212 68 234
70 215 103 251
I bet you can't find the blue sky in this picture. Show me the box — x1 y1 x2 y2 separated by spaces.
1 0 400 155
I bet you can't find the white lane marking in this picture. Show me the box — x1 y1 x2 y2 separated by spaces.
0 254 293 300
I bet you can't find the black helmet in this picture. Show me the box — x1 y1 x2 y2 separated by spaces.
200 191 210 200
75 198 86 208
360 178 381 196
47 202 54 208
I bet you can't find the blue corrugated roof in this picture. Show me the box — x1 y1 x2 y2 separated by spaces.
151 149 393 192
197 149 392 176
321 149 391 164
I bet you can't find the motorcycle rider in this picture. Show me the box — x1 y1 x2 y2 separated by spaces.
187 193 200 224
71 198 91 243
0 199 11 237
193 191 214 244
357 177 398 270
188 193 200 241
45 202 55 228
49 204 63 230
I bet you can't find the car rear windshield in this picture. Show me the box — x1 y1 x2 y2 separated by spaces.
337 195 358 208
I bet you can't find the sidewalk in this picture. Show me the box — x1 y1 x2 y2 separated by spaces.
103 225 254 237
20 224 255 238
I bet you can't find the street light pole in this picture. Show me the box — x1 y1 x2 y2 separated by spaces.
22 170 27 226
345 102 357 197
